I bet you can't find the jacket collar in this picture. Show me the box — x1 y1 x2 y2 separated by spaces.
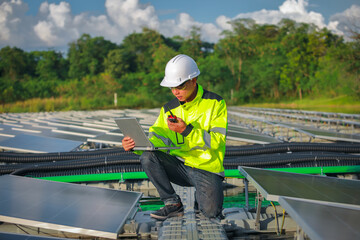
180 84 203 106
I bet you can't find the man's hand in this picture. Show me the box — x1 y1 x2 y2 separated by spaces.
122 136 135 151
167 117 187 134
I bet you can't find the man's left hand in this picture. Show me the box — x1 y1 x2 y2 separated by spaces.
167 117 187 134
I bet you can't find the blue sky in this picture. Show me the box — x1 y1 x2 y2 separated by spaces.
1 0 359 52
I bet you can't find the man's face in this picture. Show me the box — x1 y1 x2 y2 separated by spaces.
171 79 197 102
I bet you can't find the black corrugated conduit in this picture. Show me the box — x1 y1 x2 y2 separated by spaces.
0 148 135 163
1 143 360 164
223 152 360 168
225 143 360 156
7 152 360 177
9 156 140 176
2 142 360 177
258 160 360 169
28 164 144 178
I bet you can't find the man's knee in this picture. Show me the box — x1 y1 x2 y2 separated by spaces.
139 151 155 166
200 202 222 218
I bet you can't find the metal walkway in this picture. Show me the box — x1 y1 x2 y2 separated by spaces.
158 185 228 240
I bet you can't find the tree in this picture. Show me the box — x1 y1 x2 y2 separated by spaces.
68 34 117 79
120 28 166 73
104 49 132 78
151 44 177 73
179 26 203 60
0 46 34 79
216 19 257 93
32 50 68 80
280 23 328 99
197 54 232 99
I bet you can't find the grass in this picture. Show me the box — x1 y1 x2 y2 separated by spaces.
243 95 360 114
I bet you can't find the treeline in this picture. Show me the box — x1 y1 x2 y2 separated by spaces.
0 19 359 112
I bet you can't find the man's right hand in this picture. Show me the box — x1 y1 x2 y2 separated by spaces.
122 136 135 151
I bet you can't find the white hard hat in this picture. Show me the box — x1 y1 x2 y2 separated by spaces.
160 54 200 87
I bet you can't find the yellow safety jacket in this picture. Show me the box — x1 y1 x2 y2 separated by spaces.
139 84 227 174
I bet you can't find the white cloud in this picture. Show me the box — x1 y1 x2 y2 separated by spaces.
0 0 38 47
33 1 77 47
0 0 357 52
230 0 326 29
330 5 360 40
105 0 159 35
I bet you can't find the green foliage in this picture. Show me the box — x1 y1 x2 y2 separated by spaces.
1 21 359 112
31 50 68 80
68 34 117 79
0 46 35 79
104 49 132 78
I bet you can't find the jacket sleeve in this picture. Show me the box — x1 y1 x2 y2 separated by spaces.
181 99 227 151
132 107 171 155
148 107 176 147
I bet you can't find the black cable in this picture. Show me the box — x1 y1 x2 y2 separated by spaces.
224 152 360 167
225 143 360 156
0 148 135 163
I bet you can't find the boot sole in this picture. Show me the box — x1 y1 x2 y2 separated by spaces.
150 210 184 220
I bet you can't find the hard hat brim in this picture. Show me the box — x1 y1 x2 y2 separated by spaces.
160 78 184 87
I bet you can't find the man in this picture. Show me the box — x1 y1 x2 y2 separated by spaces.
122 54 227 220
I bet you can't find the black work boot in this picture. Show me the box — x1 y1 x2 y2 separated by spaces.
150 203 184 220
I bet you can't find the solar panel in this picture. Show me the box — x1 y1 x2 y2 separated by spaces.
278 197 360 240
87 133 124 145
0 134 83 153
0 232 68 240
239 166 360 205
0 175 142 239
276 122 360 143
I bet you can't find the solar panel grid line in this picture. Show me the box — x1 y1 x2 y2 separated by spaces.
30 124 57 130
273 123 316 139
230 107 360 128
12 128 42 134
18 120 37 125
86 138 122 145
34 119 52 124
50 125 110 134
0 133 15 137
227 131 281 144
0 146 47 153
106 130 124 136
232 106 360 120
226 136 273 144
315 135 360 143
46 121 84 128
232 112 360 142
51 129 97 138
95 119 118 124
82 122 117 130
2 123 23 127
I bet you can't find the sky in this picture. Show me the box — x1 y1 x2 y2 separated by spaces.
1 0 359 53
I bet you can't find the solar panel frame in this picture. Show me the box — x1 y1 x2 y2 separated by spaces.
278 196 360 240
0 232 68 240
239 166 360 205
0 134 83 153
0 175 143 239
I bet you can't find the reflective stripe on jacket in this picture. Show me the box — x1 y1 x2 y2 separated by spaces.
147 84 227 174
